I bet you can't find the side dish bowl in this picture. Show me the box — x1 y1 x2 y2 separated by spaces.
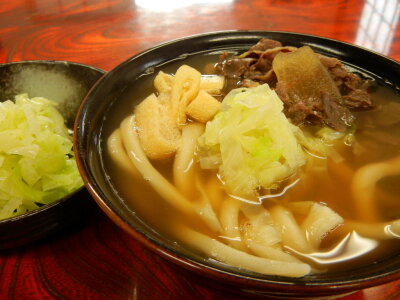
0 60 104 249
74 31 400 298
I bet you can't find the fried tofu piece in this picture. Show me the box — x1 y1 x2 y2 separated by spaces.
154 71 174 94
134 65 221 160
134 93 181 160
170 65 201 127
186 90 221 123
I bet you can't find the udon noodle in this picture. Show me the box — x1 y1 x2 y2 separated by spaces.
105 42 400 277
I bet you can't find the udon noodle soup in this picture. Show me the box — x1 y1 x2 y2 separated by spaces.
105 39 400 277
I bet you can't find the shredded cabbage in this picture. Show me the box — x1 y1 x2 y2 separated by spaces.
0 94 83 219
197 84 331 199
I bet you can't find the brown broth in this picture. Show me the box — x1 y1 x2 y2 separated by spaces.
103 53 400 274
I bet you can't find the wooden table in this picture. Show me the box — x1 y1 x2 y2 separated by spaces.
1 0 399 299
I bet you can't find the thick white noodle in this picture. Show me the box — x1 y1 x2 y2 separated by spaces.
270 205 312 253
240 202 282 247
175 225 311 277
300 203 344 249
219 197 247 251
239 202 300 262
173 122 204 197
107 128 140 178
120 115 221 232
351 155 400 221
119 115 194 216
199 75 224 94
204 175 224 215
194 175 222 233
172 121 221 232
245 242 303 263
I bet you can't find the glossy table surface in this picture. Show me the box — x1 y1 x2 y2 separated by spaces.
1 0 400 299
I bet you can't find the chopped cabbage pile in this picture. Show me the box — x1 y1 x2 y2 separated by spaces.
0 94 83 220
197 84 331 199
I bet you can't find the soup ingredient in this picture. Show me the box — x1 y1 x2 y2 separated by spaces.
111 66 341 276
215 39 296 87
107 128 140 178
300 202 344 249
107 56 400 277
173 122 205 197
197 84 329 198
318 55 372 109
135 93 181 160
0 94 83 219
118 115 195 216
174 224 312 277
117 115 221 232
110 112 330 277
273 46 354 131
135 65 222 160
351 155 400 222
215 39 372 131
185 90 221 123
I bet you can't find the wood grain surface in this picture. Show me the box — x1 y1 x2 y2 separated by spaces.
0 0 400 299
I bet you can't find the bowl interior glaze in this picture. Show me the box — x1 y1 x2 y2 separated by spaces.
0 60 104 250
75 31 400 298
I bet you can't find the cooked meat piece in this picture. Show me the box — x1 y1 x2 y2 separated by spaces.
321 92 354 131
319 54 373 109
273 46 353 131
318 55 339 68
214 57 256 78
276 83 354 131
214 38 373 131
248 38 283 52
343 89 373 109
250 53 272 73
215 45 296 88
276 80 314 124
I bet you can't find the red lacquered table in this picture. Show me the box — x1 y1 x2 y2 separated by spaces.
0 1 399 299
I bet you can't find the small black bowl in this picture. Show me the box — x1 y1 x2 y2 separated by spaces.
75 31 400 298
0 60 105 249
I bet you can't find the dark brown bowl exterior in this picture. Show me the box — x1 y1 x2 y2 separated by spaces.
74 30 400 298
0 60 105 250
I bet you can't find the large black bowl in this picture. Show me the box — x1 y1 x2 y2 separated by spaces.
0 60 105 249
74 31 400 298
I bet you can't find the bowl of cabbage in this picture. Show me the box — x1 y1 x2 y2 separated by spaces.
0 60 104 249
75 30 400 298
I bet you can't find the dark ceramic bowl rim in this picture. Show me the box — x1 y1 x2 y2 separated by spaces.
0 60 105 228
74 30 400 295
0 59 105 71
